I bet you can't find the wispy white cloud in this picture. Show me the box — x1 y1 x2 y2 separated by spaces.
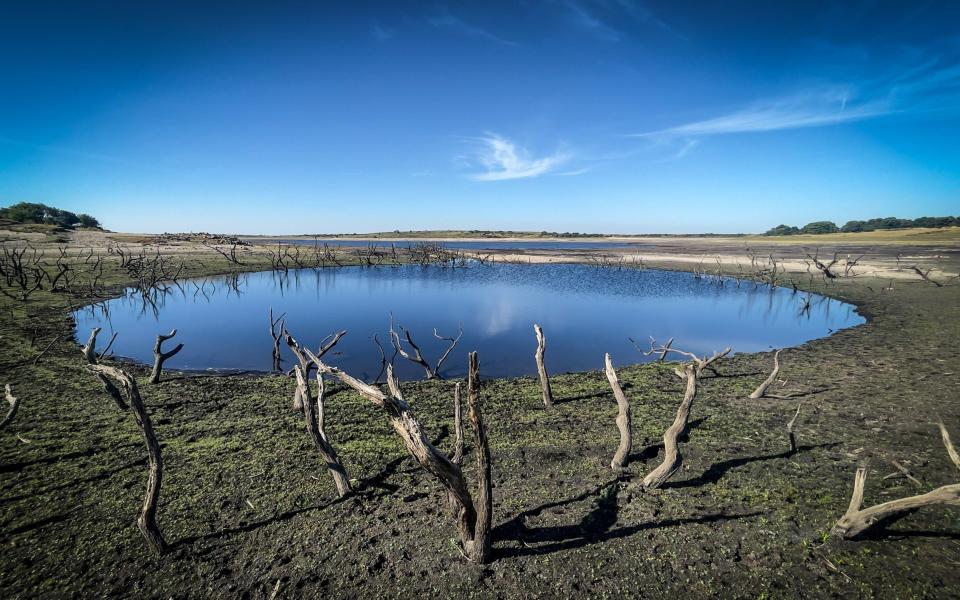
428 11 518 46
371 22 394 43
555 0 684 42
561 0 621 42
465 133 571 181
634 88 890 139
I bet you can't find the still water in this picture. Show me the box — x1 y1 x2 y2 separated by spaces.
73 263 864 380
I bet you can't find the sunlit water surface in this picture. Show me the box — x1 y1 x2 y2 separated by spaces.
73 263 864 380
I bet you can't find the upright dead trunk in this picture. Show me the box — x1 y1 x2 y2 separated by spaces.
1 384 19 430
294 366 351 497
465 352 492 562
640 346 729 489
89 364 168 553
533 324 553 407
604 353 632 470
750 349 781 399
149 329 183 384
642 364 697 488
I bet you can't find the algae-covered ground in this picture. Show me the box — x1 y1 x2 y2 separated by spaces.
0 230 958 598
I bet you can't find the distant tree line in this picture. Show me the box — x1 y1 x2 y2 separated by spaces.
764 216 959 236
0 202 100 229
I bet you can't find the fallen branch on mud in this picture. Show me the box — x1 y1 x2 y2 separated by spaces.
293 365 351 497
832 423 960 539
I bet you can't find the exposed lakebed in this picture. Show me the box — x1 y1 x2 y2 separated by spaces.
73 263 864 380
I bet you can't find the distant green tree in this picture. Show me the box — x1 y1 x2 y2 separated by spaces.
77 214 101 228
764 224 800 236
0 202 99 229
840 220 865 232
800 221 840 234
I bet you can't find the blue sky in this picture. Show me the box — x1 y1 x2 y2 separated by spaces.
1 1 958 234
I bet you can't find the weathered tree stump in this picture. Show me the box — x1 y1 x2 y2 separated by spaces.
750 348 781 399
533 324 553 407
604 353 631 470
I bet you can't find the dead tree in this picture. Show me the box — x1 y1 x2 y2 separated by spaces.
80 328 126 409
641 344 731 489
269 308 286 372
833 459 960 539
389 320 463 380
749 348 782 399
89 364 168 553
150 329 183 384
533 324 553 407
446 382 465 516
293 366 351 497
284 330 347 410
911 266 943 287
309 349 493 563
804 249 840 279
0 385 19 430
604 353 631 470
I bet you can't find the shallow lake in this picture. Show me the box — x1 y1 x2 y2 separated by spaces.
73 263 864 380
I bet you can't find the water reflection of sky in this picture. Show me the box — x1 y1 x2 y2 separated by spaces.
73 264 865 381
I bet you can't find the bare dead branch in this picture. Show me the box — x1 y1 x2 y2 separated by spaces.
88 364 168 553
533 324 553 407
465 351 492 563
149 329 183 384
433 324 464 375
605 353 631 470
750 349 782 399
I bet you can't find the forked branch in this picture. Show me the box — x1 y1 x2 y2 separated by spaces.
150 329 183 384
389 319 462 380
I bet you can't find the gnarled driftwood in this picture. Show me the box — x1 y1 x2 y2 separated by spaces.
832 423 960 539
